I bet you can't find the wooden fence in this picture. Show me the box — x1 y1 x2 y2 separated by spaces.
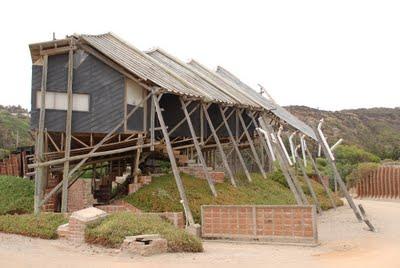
356 166 400 199
0 151 29 177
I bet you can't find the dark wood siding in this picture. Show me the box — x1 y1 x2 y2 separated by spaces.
31 51 128 133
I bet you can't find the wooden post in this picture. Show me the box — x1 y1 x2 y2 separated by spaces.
314 126 363 222
296 155 322 213
133 133 143 183
202 104 237 187
61 47 74 213
150 90 155 151
180 98 217 196
305 147 336 209
219 106 252 182
34 55 48 215
248 112 274 173
238 110 267 179
258 117 304 205
153 93 195 225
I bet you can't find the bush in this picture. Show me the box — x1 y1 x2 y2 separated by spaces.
0 213 67 239
0 176 34 215
346 162 379 187
85 212 203 252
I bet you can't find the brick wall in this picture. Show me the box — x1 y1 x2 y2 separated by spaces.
67 179 96 212
180 165 225 183
356 166 400 199
201 205 318 245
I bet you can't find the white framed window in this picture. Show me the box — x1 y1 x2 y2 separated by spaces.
126 79 144 107
36 91 90 112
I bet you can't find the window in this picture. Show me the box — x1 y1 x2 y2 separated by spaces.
126 79 144 107
36 91 89 112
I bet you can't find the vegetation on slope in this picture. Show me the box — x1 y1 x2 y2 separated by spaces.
0 213 67 239
124 173 342 223
287 106 400 160
0 176 34 215
85 212 203 252
0 105 32 158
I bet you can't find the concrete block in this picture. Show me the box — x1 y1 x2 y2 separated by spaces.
122 234 167 256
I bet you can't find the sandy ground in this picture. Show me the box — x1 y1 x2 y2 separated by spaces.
0 199 399 268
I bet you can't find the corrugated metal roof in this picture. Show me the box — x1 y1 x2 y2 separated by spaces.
80 33 206 100
187 60 266 108
146 48 240 106
215 66 317 140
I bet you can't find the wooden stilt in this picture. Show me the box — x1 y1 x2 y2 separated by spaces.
34 54 48 215
306 147 336 209
296 155 322 213
219 106 252 182
133 133 143 184
61 47 74 213
238 110 267 179
153 93 195 225
314 126 363 222
258 117 304 205
150 91 155 151
202 103 236 187
180 98 217 196
248 112 274 173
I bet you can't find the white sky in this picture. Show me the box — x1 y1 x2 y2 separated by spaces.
1 0 399 111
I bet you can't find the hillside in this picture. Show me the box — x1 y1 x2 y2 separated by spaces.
0 104 399 161
286 106 400 160
0 105 32 158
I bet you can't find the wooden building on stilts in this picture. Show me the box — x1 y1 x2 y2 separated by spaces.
28 33 365 227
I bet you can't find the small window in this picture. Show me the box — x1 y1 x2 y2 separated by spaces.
126 79 144 107
36 91 89 112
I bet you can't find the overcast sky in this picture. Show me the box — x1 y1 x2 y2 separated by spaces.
1 0 399 111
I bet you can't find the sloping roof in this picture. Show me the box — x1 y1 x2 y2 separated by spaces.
187 60 268 109
215 66 317 140
146 48 259 108
80 33 206 100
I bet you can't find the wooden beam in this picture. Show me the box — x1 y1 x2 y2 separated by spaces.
34 54 48 215
296 154 322 213
150 89 155 151
61 47 74 213
46 132 60 152
166 103 199 138
180 98 217 196
204 108 235 144
202 103 237 187
153 93 195 225
314 126 363 221
248 112 274 172
237 110 267 179
72 135 90 148
133 133 143 183
258 117 304 205
40 45 77 56
305 147 336 209
219 106 252 182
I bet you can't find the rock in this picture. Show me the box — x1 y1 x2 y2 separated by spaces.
121 234 167 256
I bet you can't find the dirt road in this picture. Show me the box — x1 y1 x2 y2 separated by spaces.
0 199 399 268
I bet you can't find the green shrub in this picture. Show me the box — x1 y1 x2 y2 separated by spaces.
85 212 203 252
0 176 34 215
346 162 379 187
0 213 67 239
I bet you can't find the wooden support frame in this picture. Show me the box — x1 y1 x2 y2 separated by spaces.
237 110 267 179
34 54 48 215
219 106 252 182
180 98 217 196
296 153 322 213
61 46 74 212
133 133 143 183
153 93 195 225
305 147 336 209
248 112 274 172
204 108 235 144
258 117 304 205
314 125 363 222
202 103 237 187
